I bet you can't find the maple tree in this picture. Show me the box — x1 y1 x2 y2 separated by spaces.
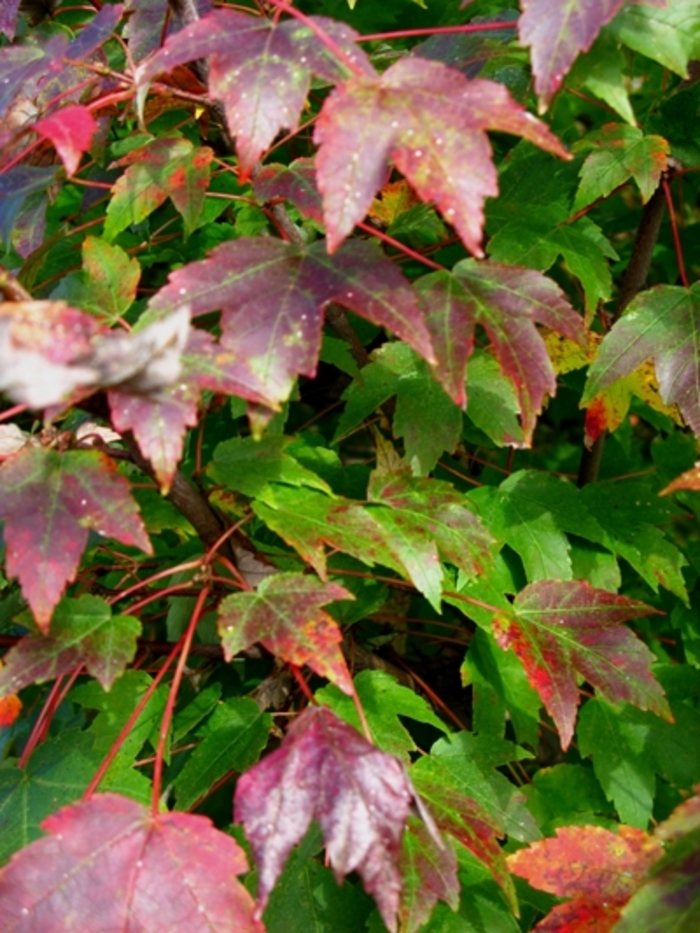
0 0 699 930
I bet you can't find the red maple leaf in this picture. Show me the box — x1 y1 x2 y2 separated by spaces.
493 579 670 749
235 704 415 932
508 824 663 932
314 56 568 254
0 793 263 932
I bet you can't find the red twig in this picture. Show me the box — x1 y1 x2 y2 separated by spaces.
662 176 689 288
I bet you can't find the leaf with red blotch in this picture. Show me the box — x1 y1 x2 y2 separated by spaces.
507 824 663 932
314 56 568 255
583 283 700 437
0 447 152 629
410 756 517 911
0 595 140 696
235 704 414 933
33 105 97 176
253 158 324 224
104 136 213 240
135 10 373 178
0 793 263 932
416 260 585 437
398 816 460 933
0 690 21 727
573 124 669 209
493 579 670 750
218 573 354 694
146 237 433 410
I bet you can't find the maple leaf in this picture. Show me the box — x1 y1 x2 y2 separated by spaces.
253 157 324 225
314 56 568 255
573 123 669 209
583 283 700 435
33 104 97 176
0 689 21 728
235 704 414 932
492 579 670 749
218 573 354 694
661 463 700 496
0 447 152 629
146 237 433 411
398 816 460 933
416 260 585 437
79 235 142 324
0 595 140 695
507 824 663 932
104 136 213 240
410 758 517 911
0 793 263 932
135 10 373 177
518 0 654 110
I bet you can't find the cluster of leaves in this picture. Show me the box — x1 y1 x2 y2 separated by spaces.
0 0 699 929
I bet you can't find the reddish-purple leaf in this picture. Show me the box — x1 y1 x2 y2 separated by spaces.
519 0 626 109
0 36 67 115
399 816 460 933
417 259 585 437
314 57 568 254
235 704 413 932
253 158 324 224
135 10 373 177
104 137 213 240
218 573 354 694
0 0 21 40
508 824 663 932
0 793 263 932
583 283 700 436
0 595 140 695
33 104 97 176
108 382 198 493
147 237 433 410
493 580 670 749
0 447 152 629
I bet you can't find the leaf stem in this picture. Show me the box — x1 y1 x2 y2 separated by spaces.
358 22 516 43
151 585 211 813
662 177 689 288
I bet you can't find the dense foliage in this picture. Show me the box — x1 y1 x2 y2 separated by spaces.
0 0 699 929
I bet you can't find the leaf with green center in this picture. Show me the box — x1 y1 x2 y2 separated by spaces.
314 57 568 255
507 824 663 933
235 704 414 933
135 10 373 178
573 124 669 209
33 104 97 176
410 757 517 911
315 669 449 762
0 595 140 695
104 136 213 241
493 579 670 750
218 573 354 694
0 447 151 629
583 283 700 436
146 237 433 412
80 236 141 325
430 733 540 842
209 435 331 498
174 698 272 810
416 261 585 438
0 793 263 932
398 815 460 933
